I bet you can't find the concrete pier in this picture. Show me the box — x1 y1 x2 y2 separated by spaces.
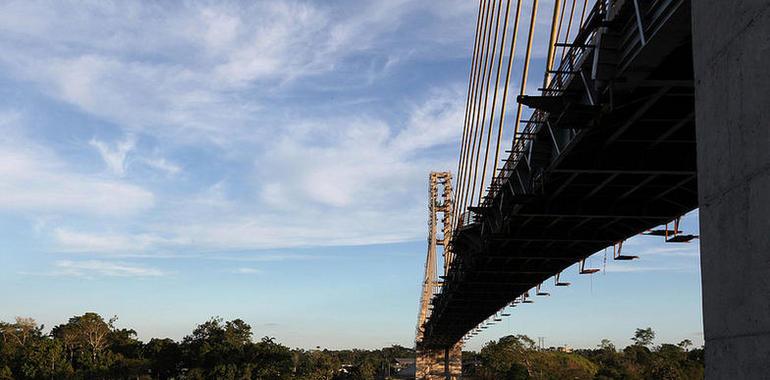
692 1 770 377
416 342 462 380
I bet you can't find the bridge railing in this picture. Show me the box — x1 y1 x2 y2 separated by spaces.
480 0 614 210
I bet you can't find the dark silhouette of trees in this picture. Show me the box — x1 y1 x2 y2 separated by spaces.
465 328 704 380
144 338 180 380
1 317 73 379
632 327 656 347
0 315 703 380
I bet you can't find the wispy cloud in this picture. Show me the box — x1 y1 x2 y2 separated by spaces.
0 115 154 217
40 84 465 253
0 1 474 144
90 135 181 177
231 267 262 275
52 228 183 253
141 157 181 176
89 135 136 176
0 1 477 256
24 260 167 278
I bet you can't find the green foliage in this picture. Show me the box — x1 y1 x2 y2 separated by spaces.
0 316 704 380
474 335 598 380
0 366 12 380
632 327 656 347
468 329 703 380
144 338 180 379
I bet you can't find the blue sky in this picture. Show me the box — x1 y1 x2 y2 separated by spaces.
0 0 702 350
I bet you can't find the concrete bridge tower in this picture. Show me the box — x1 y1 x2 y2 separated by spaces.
415 172 462 380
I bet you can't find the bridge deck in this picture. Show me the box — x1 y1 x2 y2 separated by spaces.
422 0 697 348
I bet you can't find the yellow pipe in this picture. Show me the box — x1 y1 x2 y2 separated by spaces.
543 0 563 89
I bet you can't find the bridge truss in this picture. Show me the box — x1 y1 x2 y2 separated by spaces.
417 0 698 352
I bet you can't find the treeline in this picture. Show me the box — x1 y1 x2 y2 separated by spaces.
1 313 704 380
0 313 412 380
465 328 704 380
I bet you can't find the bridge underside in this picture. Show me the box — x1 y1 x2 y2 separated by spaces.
422 0 696 348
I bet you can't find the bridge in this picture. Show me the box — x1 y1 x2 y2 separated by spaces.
414 0 770 379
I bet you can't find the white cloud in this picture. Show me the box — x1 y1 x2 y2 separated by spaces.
0 120 154 217
0 1 477 145
90 135 181 177
51 260 166 278
140 157 181 176
53 228 183 253
258 86 465 210
232 267 262 275
89 135 136 176
0 1 480 253
40 85 466 254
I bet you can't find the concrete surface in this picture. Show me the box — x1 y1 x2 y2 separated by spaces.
692 0 770 378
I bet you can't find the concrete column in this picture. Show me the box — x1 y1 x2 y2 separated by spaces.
416 342 462 380
692 1 770 378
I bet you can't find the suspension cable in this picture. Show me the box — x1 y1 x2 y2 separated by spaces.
511 0 540 151
457 0 494 228
490 0 524 186
579 0 589 29
453 0 486 228
543 0 563 89
468 0 505 208
553 0 568 69
455 0 492 228
560 0 579 63
459 0 498 223
477 0 515 202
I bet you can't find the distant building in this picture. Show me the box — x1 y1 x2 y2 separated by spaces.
556 344 573 353
338 364 354 374
391 357 416 379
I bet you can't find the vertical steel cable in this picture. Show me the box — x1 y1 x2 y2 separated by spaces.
461 0 497 219
560 0 579 63
477 0 515 202
460 0 498 223
490 0 525 184
543 0 563 90
579 0 589 28
453 0 486 228
457 0 494 228
456 0 491 228
469 0 505 208
553 0 568 69
511 0 540 151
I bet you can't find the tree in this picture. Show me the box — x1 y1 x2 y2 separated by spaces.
0 317 73 379
50 323 79 365
70 313 115 363
19 337 73 379
598 339 615 352
248 336 293 379
224 319 252 348
108 327 142 359
145 338 181 380
353 359 376 380
0 317 42 348
181 317 294 379
631 327 655 347
678 339 693 352
0 314 707 380
478 335 538 379
0 366 11 380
